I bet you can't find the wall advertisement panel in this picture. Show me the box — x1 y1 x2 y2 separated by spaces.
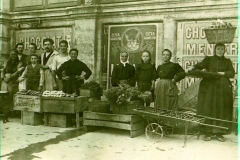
177 20 238 93
107 24 158 88
16 28 72 55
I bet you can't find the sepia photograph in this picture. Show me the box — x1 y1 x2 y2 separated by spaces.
0 0 238 159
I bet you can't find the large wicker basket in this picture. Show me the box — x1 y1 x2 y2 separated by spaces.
111 101 141 115
203 28 236 44
87 100 110 113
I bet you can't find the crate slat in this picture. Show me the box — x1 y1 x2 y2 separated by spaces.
84 119 131 130
41 96 75 100
83 112 145 138
84 111 137 122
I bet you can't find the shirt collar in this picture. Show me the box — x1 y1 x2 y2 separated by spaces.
32 64 37 68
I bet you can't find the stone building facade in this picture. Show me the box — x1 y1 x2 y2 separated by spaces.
0 0 238 91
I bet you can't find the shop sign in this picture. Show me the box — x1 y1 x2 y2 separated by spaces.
177 20 238 93
16 28 72 55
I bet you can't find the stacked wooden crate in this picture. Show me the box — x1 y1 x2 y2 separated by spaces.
83 111 145 138
41 96 87 128
14 95 43 125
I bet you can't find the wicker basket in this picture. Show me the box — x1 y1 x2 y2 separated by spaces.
203 28 236 44
111 101 141 115
87 100 110 113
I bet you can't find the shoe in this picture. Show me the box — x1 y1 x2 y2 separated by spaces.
203 136 211 141
216 135 226 142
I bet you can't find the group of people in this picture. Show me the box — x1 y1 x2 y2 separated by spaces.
111 43 235 142
111 49 185 110
0 40 234 142
1 38 92 122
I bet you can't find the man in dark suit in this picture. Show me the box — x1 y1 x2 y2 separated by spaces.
15 43 29 90
15 43 29 68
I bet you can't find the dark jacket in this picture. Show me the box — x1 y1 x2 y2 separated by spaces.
111 63 135 87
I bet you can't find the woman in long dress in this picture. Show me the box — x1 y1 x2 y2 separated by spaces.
189 43 235 142
154 49 185 110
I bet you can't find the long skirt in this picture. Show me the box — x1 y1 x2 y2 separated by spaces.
154 79 178 110
62 77 83 95
197 77 233 134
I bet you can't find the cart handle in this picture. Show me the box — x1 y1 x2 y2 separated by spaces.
198 115 238 124
199 123 228 130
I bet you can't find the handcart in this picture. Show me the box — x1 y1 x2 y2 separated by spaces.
133 107 237 147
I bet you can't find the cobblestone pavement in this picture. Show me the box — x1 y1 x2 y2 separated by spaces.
1 118 238 160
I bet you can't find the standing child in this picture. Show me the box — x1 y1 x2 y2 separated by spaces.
135 50 157 106
18 54 44 91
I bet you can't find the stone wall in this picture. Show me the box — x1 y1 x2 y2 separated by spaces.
0 0 238 85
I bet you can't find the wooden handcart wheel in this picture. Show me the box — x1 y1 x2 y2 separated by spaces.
145 123 163 142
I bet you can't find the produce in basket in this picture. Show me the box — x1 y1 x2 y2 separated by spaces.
138 91 152 104
104 84 141 105
208 19 233 29
203 19 236 44
17 90 41 96
42 91 66 97
80 81 103 97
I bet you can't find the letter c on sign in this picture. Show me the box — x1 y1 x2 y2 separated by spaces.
186 27 192 39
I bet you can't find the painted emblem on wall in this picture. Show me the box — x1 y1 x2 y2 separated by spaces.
107 24 157 88
122 28 143 52
109 24 157 65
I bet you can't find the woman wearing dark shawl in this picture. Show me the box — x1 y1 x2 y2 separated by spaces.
189 43 235 142
111 51 135 87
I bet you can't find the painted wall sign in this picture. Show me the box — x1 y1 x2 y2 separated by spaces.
177 20 238 93
107 24 158 87
16 28 72 55
108 24 157 65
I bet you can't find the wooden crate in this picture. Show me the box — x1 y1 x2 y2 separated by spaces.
80 89 91 97
42 96 87 129
21 111 43 126
80 89 98 98
42 96 87 113
83 111 145 138
45 113 73 128
14 95 41 112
